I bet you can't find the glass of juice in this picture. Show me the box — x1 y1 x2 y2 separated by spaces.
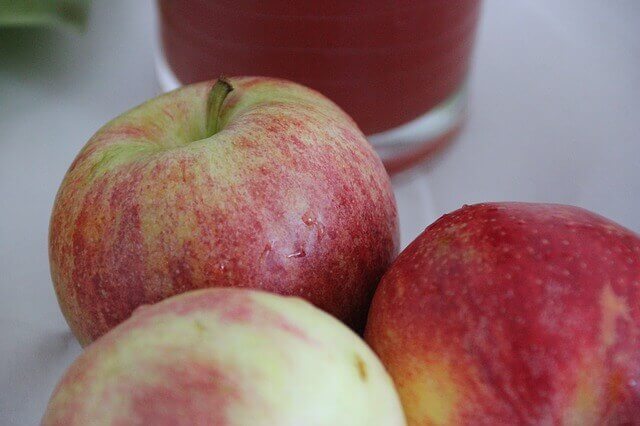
155 1 482 173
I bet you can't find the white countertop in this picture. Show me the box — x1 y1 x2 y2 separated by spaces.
1 1 639 424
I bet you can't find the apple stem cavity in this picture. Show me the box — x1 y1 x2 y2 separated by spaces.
206 77 234 137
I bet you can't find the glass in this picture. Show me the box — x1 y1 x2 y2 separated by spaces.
156 0 482 173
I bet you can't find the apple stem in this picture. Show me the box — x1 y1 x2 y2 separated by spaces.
206 77 234 137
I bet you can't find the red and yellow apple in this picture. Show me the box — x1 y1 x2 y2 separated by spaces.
42 288 406 425
366 202 640 424
49 77 398 345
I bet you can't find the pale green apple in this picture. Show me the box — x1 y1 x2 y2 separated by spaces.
42 288 406 425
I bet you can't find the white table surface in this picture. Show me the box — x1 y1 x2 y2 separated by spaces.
1 1 638 424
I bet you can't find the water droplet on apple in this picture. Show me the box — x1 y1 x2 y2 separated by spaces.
259 243 273 260
302 211 316 227
286 249 306 259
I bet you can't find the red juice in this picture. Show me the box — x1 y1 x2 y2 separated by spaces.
157 1 481 172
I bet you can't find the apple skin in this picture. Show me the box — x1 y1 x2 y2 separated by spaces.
365 202 640 425
49 76 398 345
42 288 406 425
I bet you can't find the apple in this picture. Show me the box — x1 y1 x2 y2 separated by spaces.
42 288 406 425
49 76 398 345
365 202 640 425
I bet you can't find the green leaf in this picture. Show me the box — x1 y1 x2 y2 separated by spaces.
0 0 91 32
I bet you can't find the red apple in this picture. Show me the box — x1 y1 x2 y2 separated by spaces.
42 288 406 425
49 77 398 345
365 202 640 425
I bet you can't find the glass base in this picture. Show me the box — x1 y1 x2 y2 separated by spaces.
368 87 467 174
154 49 465 174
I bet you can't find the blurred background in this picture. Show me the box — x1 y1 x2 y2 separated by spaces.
0 1 639 424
